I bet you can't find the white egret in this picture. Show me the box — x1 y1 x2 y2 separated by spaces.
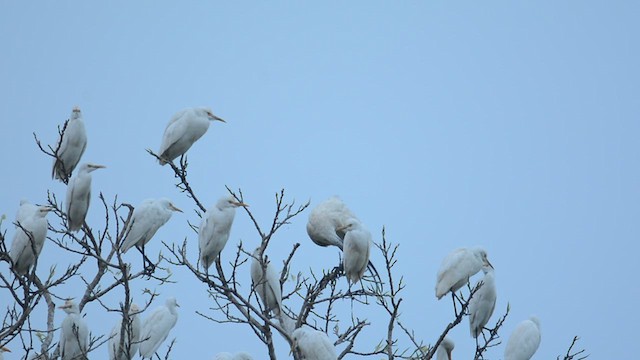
338 218 371 285
504 317 541 360
139 297 179 359
58 299 89 360
436 336 455 360
469 265 497 340
291 327 337 360
108 304 142 360
0 347 10 360
120 198 182 255
157 107 225 165
9 201 53 274
435 247 492 299
52 106 87 180
214 352 253 360
65 163 105 232
199 196 248 270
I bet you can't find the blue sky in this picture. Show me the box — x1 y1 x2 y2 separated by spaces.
1 2 639 359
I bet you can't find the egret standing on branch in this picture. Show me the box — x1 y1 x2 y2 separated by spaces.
338 218 371 285
52 106 87 180
58 299 89 360
435 247 492 299
469 264 497 341
157 107 225 165
291 327 337 360
199 196 248 270
108 304 142 360
436 336 455 360
504 317 541 360
9 201 53 274
139 297 179 359
65 163 105 232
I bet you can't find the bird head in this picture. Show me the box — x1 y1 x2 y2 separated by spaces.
204 108 225 123
86 163 106 172
58 299 78 314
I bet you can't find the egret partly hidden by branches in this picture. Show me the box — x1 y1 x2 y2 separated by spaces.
9 200 53 274
291 327 337 360
58 299 89 360
139 297 179 359
435 247 493 300
504 317 541 360
108 303 142 360
214 352 254 360
469 264 497 340
338 218 371 285
52 106 87 180
436 336 455 360
157 107 225 165
120 198 182 253
65 163 105 232
199 196 248 270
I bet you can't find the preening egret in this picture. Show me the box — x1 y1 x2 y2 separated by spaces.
469 265 497 339
291 327 337 360
199 196 248 270
435 247 492 299
108 304 141 360
65 163 105 232
52 106 87 180
58 299 89 360
157 107 225 165
0 347 10 360
436 337 455 360
120 198 182 253
9 201 53 274
338 219 371 285
214 352 253 360
139 298 179 359
504 317 541 360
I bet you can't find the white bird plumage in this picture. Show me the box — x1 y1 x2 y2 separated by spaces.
199 196 248 270
504 317 541 360
157 107 225 165
53 106 87 180
138 298 179 359
120 198 182 253
108 304 142 360
58 299 89 360
9 201 53 274
65 163 105 232
436 336 455 360
469 265 497 339
291 327 337 360
250 248 283 315
214 352 253 360
435 247 492 299
339 218 371 284
306 196 356 249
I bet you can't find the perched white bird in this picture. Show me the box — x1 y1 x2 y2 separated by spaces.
435 247 492 299
0 347 10 360
291 327 337 360
108 304 142 360
58 299 89 360
9 201 53 274
469 265 497 339
120 198 182 253
504 317 541 360
157 107 225 165
436 337 455 360
214 352 253 360
199 196 248 270
338 219 371 284
306 196 356 249
53 106 88 180
139 298 179 359
250 248 283 315
65 163 105 232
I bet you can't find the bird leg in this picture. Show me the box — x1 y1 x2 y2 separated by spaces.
137 244 155 275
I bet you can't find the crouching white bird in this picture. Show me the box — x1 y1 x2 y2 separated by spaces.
120 198 182 253
469 264 497 340
338 218 371 285
139 298 179 359
436 337 455 360
199 196 248 270
214 352 253 360
65 163 105 231
108 304 142 360
58 299 89 360
435 247 493 299
504 317 541 360
157 107 225 165
9 200 53 274
53 106 88 180
291 327 337 360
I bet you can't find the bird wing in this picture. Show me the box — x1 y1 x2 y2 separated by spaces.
139 308 177 356
504 321 541 360
158 110 189 157
121 201 166 252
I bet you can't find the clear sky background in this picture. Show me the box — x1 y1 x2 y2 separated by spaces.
1 2 639 359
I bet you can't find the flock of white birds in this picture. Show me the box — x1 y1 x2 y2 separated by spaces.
4 106 542 360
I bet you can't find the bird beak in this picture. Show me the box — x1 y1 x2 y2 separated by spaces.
43 206 55 213
170 204 183 213
92 164 107 169
231 201 249 208
211 114 226 123
486 259 494 269
176 302 181 307
1 347 10 352
57 304 70 309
